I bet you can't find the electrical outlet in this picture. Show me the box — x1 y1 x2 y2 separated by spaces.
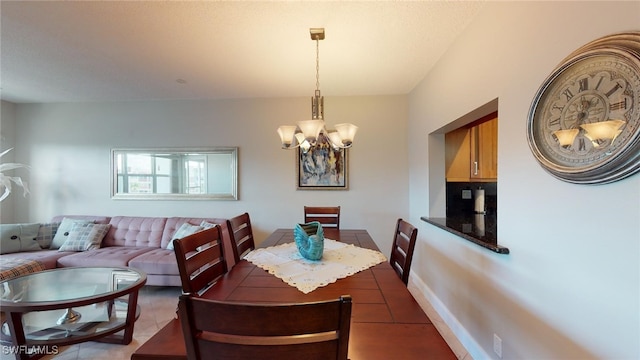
493 333 502 358
462 189 472 199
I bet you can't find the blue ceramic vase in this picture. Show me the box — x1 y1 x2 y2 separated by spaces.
294 221 324 260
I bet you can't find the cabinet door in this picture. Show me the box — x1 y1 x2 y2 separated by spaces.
470 117 498 180
445 127 471 182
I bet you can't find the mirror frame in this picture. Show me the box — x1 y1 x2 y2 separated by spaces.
111 147 238 200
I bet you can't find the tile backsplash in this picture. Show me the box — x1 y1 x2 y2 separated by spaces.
446 182 497 216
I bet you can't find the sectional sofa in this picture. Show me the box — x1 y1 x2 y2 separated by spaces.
0 215 236 286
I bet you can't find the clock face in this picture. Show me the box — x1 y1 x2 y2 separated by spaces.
527 32 640 184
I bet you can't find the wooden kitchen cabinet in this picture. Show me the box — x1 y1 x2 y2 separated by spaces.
470 116 498 180
445 126 472 182
445 113 498 182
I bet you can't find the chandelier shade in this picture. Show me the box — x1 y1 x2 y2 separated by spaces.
580 119 625 145
277 126 299 149
334 123 359 147
553 129 580 147
297 119 325 143
277 28 358 153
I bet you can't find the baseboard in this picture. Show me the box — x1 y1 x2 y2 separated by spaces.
408 273 489 360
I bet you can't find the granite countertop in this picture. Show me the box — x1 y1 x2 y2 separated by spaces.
421 215 509 254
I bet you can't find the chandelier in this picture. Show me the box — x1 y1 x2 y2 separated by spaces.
277 28 358 153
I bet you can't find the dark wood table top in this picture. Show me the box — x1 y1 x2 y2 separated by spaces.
132 229 455 360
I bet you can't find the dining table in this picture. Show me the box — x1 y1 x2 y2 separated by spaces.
131 229 455 359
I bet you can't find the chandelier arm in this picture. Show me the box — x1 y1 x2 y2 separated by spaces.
283 142 302 150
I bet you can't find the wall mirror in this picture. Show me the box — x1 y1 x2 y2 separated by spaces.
111 147 238 200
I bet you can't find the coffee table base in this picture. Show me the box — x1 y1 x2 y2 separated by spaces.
56 308 81 325
1 298 141 360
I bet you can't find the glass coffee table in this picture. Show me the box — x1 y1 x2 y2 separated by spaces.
0 267 146 360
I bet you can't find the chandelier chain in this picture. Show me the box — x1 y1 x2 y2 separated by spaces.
315 38 320 91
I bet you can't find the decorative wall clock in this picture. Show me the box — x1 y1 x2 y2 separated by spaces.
527 32 640 184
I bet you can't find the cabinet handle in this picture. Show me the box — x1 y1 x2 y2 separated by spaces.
474 161 478 175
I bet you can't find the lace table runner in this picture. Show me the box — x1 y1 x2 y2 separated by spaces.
244 239 387 294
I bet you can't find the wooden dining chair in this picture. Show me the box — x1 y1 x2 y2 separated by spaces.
173 225 227 296
226 212 256 265
177 294 352 360
389 218 418 285
304 206 340 229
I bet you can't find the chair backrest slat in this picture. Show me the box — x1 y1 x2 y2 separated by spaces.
304 206 340 229
389 218 418 285
200 330 338 346
178 294 352 360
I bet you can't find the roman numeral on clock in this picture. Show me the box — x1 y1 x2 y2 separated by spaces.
605 82 623 97
609 98 627 111
562 88 574 101
579 78 588 92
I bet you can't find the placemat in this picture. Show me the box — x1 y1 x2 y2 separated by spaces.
244 238 387 294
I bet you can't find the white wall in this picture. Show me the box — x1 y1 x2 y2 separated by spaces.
408 2 639 359
10 95 409 254
1 101 19 223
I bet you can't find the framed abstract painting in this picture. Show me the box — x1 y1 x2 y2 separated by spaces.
297 143 348 190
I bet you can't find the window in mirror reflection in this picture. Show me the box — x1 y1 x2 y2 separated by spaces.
112 148 238 200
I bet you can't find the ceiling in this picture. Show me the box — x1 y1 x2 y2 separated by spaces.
0 1 484 104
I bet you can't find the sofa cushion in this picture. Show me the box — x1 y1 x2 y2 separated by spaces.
58 223 111 252
0 223 42 254
0 249 70 269
129 249 181 276
35 222 60 249
104 217 167 248
50 218 95 249
56 246 155 268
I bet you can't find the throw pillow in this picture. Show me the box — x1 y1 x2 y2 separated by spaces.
0 223 42 254
50 218 94 249
199 220 219 230
167 223 203 250
35 222 60 249
58 223 111 252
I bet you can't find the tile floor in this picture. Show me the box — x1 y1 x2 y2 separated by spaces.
31 284 468 360
40 286 183 360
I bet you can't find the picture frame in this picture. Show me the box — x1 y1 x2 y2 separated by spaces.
297 142 348 190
